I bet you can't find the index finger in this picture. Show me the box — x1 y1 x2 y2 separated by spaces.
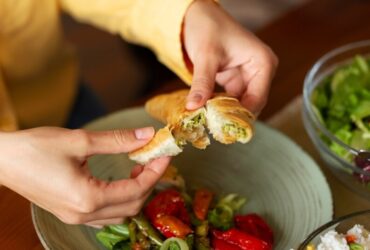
186 55 218 110
96 157 171 207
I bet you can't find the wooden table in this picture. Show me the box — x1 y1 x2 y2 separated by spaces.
2 0 370 248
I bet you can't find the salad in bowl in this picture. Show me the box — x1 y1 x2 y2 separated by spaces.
95 166 274 250
311 55 370 162
303 40 370 198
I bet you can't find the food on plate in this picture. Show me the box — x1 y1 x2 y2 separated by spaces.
146 89 210 149
96 167 273 250
128 126 183 165
129 90 255 164
305 224 370 250
311 55 370 178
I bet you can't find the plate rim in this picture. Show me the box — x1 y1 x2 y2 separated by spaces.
31 204 52 250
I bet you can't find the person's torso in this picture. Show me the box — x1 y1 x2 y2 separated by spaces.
0 0 78 129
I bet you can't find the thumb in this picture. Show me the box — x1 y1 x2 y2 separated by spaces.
86 127 155 155
186 56 218 110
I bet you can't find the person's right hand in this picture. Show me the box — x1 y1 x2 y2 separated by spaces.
0 127 170 228
183 0 278 115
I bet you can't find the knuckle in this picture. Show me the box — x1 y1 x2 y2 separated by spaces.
193 75 212 86
72 129 90 149
109 218 126 225
72 190 97 214
113 129 131 146
60 212 85 225
72 129 89 140
125 210 136 217
192 77 214 96
271 52 279 67
133 201 144 214
267 51 279 69
259 95 268 108
79 200 97 214
133 188 146 200
259 46 279 68
130 185 147 201
127 207 140 217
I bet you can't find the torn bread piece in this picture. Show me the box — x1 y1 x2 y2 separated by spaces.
145 89 209 149
206 96 255 144
129 126 184 165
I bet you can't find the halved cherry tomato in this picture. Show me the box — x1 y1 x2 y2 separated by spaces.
152 215 193 238
193 188 213 220
234 214 274 245
212 229 272 250
212 237 239 250
145 189 190 224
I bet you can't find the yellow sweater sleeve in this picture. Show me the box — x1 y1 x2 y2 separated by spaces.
0 70 18 131
59 0 194 84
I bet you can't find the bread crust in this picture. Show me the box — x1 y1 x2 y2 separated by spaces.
128 126 182 164
145 89 191 125
145 89 209 149
130 90 256 164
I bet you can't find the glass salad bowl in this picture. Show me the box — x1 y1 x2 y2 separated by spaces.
297 210 370 249
302 40 370 199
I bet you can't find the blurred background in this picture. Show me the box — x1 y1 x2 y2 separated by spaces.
62 0 308 113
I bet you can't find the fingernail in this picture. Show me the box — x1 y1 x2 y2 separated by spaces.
186 93 203 109
134 127 154 140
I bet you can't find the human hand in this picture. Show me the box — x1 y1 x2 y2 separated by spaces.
183 0 278 115
0 127 170 227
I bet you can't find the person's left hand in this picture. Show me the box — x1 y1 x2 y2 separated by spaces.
0 127 170 228
183 0 278 115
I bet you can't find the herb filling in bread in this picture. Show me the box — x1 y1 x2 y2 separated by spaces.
182 112 206 130
222 123 247 139
176 138 187 147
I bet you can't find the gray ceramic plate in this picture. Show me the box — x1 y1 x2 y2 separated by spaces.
31 107 333 250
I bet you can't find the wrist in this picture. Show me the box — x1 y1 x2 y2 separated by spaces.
183 0 224 59
0 131 18 186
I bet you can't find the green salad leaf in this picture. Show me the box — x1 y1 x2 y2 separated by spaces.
207 193 246 230
312 55 370 159
112 241 131 250
96 224 130 250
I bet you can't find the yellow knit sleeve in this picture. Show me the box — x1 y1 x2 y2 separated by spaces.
0 70 18 131
59 0 194 84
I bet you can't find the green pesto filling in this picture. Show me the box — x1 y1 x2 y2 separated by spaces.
176 138 187 148
183 113 206 130
222 123 247 138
